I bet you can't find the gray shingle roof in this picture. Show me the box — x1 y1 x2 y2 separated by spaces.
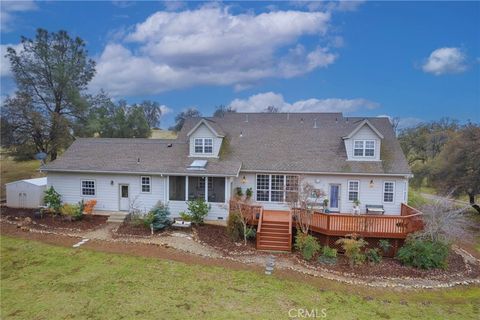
44 113 410 176
44 138 241 176
179 113 411 175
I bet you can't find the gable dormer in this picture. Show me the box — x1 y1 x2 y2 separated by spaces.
187 119 224 158
343 119 384 161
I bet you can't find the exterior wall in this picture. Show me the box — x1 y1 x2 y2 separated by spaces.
48 172 232 220
233 172 408 215
48 172 167 213
344 124 381 161
188 123 223 158
6 182 46 208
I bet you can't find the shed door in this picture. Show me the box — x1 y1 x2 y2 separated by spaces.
19 192 27 208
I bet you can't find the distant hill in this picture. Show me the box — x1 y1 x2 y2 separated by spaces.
150 129 177 139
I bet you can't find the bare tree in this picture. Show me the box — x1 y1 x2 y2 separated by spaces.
417 194 473 243
287 176 325 234
234 201 250 245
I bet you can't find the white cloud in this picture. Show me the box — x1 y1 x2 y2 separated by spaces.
292 1 365 12
160 105 172 115
163 1 186 11
377 115 423 131
228 92 379 113
90 6 336 96
422 47 467 75
1 0 37 32
0 43 23 77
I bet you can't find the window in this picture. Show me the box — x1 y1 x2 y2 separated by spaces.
194 138 213 154
188 176 206 201
353 140 375 158
383 181 395 203
141 176 151 193
169 176 186 201
270 175 284 202
348 180 359 201
81 180 95 196
256 174 299 202
256 174 270 201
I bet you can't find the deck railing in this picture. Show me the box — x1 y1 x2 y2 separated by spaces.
230 200 423 239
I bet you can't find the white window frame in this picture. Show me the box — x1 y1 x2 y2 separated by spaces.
81 180 96 197
193 138 213 154
255 174 299 203
347 180 360 202
383 181 395 203
140 176 151 193
353 139 375 158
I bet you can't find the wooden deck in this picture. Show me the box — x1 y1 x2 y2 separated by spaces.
230 200 423 243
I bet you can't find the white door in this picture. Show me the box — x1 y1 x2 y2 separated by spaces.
329 184 340 212
119 185 130 211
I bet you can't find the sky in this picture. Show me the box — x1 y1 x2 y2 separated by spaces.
1 0 479 128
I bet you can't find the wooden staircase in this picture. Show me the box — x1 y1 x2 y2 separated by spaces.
256 210 292 252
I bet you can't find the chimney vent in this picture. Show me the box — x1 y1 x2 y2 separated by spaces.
137 157 140 164
313 119 318 129
245 114 249 122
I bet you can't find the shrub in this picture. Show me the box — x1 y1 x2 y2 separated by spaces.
179 211 191 222
396 237 450 269
366 248 382 264
318 245 337 264
186 198 211 224
245 227 256 240
149 202 172 231
227 211 243 241
294 233 320 261
60 203 83 220
378 239 392 255
143 211 156 228
336 234 368 267
83 199 97 215
44 187 62 213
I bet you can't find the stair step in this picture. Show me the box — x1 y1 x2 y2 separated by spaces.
262 221 289 226
257 245 291 252
260 235 290 242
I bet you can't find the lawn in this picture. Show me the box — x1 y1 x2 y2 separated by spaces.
0 157 43 199
150 129 177 139
1 236 479 319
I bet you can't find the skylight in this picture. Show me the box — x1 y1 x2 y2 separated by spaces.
188 160 208 170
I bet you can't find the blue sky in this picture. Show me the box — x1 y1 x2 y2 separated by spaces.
1 1 479 128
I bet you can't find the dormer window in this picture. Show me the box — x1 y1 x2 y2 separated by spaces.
353 140 375 157
194 138 213 154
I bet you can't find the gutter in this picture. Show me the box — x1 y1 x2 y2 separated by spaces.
41 168 240 178
240 169 412 178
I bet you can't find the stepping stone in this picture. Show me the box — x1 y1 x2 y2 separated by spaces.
265 266 274 272
265 271 272 275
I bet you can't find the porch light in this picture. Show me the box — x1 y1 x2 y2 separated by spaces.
369 180 374 188
241 176 247 184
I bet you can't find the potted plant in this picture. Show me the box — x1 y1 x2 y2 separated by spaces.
245 188 253 200
353 199 361 214
234 187 243 200
322 199 329 213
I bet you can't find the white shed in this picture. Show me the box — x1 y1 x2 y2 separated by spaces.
6 177 47 208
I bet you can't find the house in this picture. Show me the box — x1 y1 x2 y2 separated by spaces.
42 113 411 219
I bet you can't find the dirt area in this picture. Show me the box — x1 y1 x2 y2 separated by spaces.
114 221 154 237
0 206 108 231
195 224 256 255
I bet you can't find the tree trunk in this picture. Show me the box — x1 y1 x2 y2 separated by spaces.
468 193 480 214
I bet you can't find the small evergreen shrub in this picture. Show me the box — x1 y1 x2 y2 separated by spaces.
245 227 256 240
235 187 243 197
186 198 211 224
318 245 337 264
336 234 368 267
396 237 450 269
295 233 320 261
60 203 83 220
366 248 382 264
378 239 392 255
245 188 253 199
149 202 172 231
227 211 243 241
44 187 62 213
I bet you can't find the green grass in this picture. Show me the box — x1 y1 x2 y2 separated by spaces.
1 236 479 319
0 157 43 199
150 129 177 139
408 187 429 208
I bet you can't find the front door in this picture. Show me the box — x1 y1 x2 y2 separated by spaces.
329 184 340 212
119 184 129 211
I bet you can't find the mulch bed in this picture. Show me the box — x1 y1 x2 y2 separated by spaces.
295 250 480 279
114 222 155 237
0 206 107 231
195 224 255 255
